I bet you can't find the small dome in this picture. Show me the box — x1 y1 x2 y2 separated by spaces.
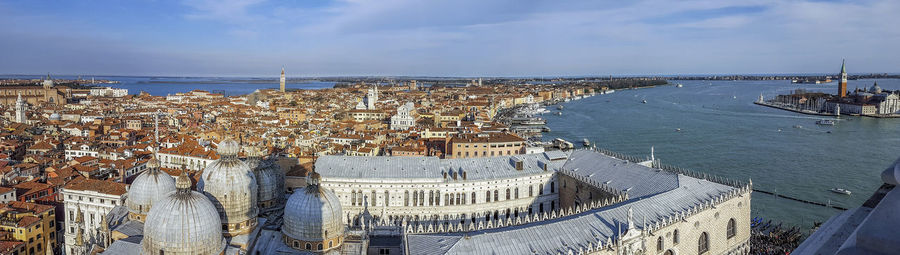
126 158 175 221
246 147 285 211
200 139 259 236
217 138 241 157
282 173 344 251
870 82 883 94
143 172 225 254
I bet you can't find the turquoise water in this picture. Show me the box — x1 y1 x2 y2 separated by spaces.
544 79 900 229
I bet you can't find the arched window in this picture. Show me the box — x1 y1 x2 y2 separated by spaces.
657 237 664 251
412 191 418 206
539 184 544 195
673 229 680 244
305 243 311 250
505 189 510 200
471 192 476 204
529 186 533 197
329 241 333 248
515 187 519 199
428 190 434 206
404 191 409 206
318 243 323 250
419 191 425 206
550 182 555 193
727 218 736 239
494 190 499 201
384 191 389 207
486 191 491 202
371 191 377 206
698 232 709 254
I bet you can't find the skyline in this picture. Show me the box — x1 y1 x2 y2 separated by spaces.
2 0 899 77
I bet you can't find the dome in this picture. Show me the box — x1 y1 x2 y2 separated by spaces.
199 138 259 236
282 172 345 252
246 147 285 212
143 172 225 255
870 82 883 94
126 157 175 222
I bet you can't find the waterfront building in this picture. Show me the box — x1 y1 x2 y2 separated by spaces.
390 102 416 130
0 74 69 106
280 67 286 93
88 87 128 97
61 177 126 255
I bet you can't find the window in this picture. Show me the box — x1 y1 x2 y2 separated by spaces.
550 182 555 193
698 232 709 254
515 188 519 199
305 243 311 250
318 243 323 250
494 190 498 201
673 229 680 244
539 184 544 195
404 191 409 206
727 218 736 239
529 186 533 197
657 237 664 251
471 192 476 204
486 191 491 202
505 189 510 200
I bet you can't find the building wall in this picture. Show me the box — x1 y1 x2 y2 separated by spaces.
319 171 559 221
60 189 123 255
557 173 617 209
447 141 525 159
592 192 751 255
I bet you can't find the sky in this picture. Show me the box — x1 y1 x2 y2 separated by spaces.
1 0 898 77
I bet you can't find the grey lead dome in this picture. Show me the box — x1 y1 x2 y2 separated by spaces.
126 157 175 221
282 172 344 245
142 172 225 255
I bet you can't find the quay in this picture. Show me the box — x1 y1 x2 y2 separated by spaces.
753 101 837 117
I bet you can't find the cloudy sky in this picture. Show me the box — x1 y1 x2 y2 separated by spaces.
1 0 897 77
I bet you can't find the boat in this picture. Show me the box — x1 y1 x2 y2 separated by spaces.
582 139 590 147
816 119 835 126
676 83 683 88
793 125 802 129
556 112 562 116
675 128 681 132
557 105 564 110
830 188 851 195
642 99 647 104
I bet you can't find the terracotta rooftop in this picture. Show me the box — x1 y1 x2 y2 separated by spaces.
63 176 126 196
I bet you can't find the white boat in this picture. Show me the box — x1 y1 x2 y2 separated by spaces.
676 84 683 88
642 99 647 104
816 119 835 126
582 139 590 147
830 188 851 195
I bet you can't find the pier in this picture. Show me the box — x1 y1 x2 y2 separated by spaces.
752 188 848 211
753 101 837 117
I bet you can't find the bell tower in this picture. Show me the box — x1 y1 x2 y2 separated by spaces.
280 67 286 93
838 59 848 98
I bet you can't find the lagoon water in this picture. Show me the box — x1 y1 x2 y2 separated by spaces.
544 79 900 229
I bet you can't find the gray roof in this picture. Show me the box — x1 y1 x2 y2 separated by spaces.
315 152 566 181
406 150 736 255
102 236 142 255
562 150 679 199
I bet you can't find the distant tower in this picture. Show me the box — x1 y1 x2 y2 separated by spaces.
15 93 26 123
838 59 848 98
42 73 54 89
280 67 286 93
478 77 482 86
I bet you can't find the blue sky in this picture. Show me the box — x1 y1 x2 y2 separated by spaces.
1 0 898 77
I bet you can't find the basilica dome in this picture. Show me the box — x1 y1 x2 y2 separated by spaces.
199 138 259 236
142 171 225 255
246 147 285 212
282 172 345 252
126 157 175 222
